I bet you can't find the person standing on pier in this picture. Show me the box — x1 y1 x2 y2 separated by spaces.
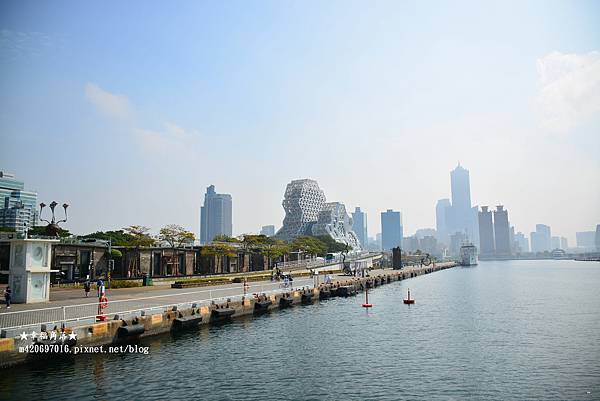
4 286 11 309
243 277 250 296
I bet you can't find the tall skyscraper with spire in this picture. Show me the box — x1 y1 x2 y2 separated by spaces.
450 163 472 211
436 164 479 248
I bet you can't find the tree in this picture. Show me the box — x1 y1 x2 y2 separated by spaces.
202 243 237 273
80 230 133 246
111 249 123 258
158 225 195 276
314 235 352 254
290 236 327 257
158 225 195 248
28 225 71 238
240 234 269 251
261 238 290 270
123 225 156 247
212 234 240 243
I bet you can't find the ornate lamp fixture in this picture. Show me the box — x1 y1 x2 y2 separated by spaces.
39 201 69 237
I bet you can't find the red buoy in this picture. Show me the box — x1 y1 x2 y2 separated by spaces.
362 287 373 308
403 289 415 304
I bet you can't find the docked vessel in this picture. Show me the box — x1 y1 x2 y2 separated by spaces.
459 243 478 266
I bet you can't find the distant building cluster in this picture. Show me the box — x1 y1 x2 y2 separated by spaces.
0 171 38 236
275 179 361 250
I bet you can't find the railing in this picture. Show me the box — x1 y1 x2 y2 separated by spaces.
0 279 314 332
274 251 377 270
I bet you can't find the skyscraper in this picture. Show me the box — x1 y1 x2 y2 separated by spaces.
576 231 596 248
451 163 471 210
530 224 551 253
200 185 232 244
493 205 511 255
478 206 495 256
351 207 368 248
551 236 561 249
381 209 402 251
0 171 38 236
435 198 451 245
514 232 529 253
260 225 275 237
560 237 568 250
440 164 479 247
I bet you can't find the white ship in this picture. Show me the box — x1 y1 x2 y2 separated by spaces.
459 243 478 266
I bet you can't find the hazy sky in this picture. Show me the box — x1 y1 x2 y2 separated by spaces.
1 1 599 244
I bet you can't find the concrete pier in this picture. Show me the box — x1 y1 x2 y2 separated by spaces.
0 262 456 368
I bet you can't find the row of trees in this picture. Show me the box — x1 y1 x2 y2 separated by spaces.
205 234 351 271
29 223 349 272
77 225 195 248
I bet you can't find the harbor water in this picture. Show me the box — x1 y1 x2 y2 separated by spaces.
1 260 598 400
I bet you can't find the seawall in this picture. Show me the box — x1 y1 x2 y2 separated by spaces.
0 263 455 368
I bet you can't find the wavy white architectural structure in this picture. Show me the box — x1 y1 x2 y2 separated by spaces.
275 179 361 251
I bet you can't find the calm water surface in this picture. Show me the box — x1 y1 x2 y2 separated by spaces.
1 260 599 400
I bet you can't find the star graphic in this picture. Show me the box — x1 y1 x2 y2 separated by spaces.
19 332 28 341
29 331 37 339
68 332 77 340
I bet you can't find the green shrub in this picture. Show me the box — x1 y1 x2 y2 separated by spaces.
173 277 231 285
108 280 142 288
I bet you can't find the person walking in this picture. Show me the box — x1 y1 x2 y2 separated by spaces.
84 281 91 297
4 286 12 309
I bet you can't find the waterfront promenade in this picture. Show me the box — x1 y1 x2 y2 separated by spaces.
0 262 456 368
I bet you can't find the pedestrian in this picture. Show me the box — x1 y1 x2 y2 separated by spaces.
4 286 12 309
84 281 91 297
243 277 250 296
96 278 104 297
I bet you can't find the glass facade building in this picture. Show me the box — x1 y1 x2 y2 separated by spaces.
0 171 38 236
200 185 233 244
381 209 402 251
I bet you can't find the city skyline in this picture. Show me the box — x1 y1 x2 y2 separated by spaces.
1 2 599 244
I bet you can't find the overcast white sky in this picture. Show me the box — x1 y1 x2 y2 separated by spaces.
1 1 599 244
